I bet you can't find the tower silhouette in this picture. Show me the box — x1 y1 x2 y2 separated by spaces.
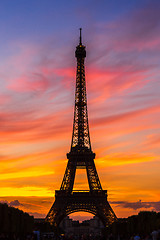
46 29 117 227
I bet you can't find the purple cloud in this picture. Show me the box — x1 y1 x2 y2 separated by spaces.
28 212 46 218
110 200 160 211
0 199 23 207
9 200 23 207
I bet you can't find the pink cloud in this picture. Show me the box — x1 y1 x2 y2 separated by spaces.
141 134 160 151
91 105 160 127
87 68 150 105
0 104 72 144
0 94 11 104
8 73 51 93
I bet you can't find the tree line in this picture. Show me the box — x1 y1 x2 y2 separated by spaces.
0 203 34 236
105 211 160 238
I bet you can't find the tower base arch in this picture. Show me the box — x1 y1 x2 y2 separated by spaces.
46 190 116 227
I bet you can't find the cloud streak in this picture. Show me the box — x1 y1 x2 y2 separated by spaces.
111 200 160 212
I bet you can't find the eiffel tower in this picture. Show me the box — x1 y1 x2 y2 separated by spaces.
46 29 117 227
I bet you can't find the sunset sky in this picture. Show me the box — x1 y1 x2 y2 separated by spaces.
0 0 160 220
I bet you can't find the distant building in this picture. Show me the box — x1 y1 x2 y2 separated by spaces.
59 216 104 236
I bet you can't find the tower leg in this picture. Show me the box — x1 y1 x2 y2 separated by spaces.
60 158 77 192
86 158 102 191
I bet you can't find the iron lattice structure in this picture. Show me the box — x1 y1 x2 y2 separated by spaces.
46 29 117 227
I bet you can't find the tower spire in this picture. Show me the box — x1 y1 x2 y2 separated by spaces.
72 28 90 151
79 28 82 45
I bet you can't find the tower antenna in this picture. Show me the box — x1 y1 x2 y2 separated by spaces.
79 28 82 45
